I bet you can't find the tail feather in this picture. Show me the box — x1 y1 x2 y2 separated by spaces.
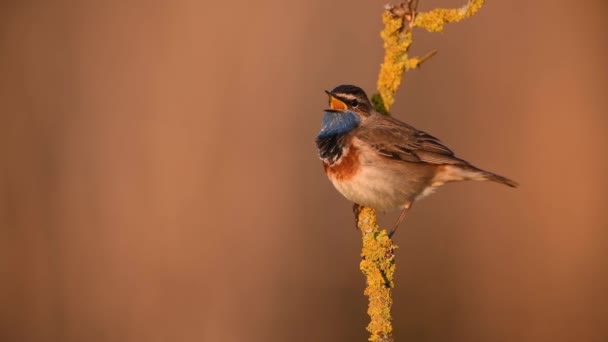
437 164 519 188
480 170 519 188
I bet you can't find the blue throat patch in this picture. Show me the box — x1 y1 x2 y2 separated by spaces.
317 111 360 139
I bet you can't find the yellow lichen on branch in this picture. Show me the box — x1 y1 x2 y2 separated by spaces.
415 0 485 32
375 0 484 113
359 207 397 342
360 1 485 341
375 11 414 114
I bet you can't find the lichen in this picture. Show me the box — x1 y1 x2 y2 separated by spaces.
415 0 485 32
359 207 397 341
376 12 412 113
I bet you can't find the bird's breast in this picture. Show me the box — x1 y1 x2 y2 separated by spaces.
323 145 360 182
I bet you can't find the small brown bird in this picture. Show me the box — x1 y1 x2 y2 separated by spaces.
316 85 518 236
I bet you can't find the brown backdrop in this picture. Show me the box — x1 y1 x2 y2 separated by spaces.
1 1 607 341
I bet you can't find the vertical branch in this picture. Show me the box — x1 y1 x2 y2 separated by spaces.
359 1 485 341
359 208 397 342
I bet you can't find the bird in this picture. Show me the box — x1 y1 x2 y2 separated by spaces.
316 84 518 237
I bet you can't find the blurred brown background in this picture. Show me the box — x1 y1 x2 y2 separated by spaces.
1 0 607 341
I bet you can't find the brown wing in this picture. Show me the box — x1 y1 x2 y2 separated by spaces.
356 114 468 165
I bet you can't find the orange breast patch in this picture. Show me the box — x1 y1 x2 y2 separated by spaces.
323 145 361 181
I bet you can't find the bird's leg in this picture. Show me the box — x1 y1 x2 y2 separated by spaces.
406 0 419 29
388 202 413 238
353 203 363 230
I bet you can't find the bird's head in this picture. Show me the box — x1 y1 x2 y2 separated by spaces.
317 85 373 139
325 84 373 117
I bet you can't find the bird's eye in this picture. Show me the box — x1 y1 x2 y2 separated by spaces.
350 99 359 107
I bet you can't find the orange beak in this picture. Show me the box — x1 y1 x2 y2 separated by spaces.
325 91 347 111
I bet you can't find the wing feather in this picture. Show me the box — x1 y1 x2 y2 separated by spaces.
357 114 467 165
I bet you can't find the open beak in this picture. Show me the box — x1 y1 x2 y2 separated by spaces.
325 91 347 111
